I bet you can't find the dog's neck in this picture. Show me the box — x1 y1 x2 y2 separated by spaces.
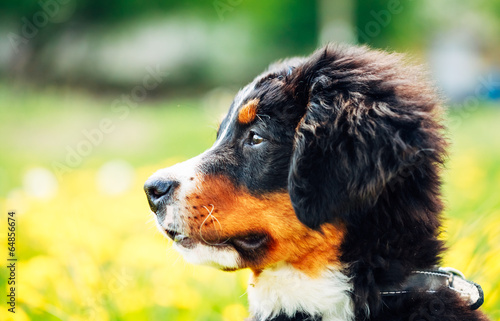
247 262 355 321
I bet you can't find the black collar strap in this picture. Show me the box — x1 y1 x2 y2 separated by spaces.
380 267 484 310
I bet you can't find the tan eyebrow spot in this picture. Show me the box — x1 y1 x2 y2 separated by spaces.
238 98 259 124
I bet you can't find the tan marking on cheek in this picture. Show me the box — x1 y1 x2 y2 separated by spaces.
238 98 259 124
185 175 345 277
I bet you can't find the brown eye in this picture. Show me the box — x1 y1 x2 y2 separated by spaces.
250 133 264 146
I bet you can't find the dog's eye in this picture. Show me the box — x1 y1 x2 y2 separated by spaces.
249 133 264 146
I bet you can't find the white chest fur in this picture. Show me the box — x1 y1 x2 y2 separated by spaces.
247 262 355 321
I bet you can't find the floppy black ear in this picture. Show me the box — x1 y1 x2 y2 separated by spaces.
287 46 434 229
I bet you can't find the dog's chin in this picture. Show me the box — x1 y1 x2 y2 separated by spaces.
173 240 242 271
154 220 241 270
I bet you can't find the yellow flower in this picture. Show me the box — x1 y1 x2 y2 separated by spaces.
222 303 249 321
447 153 485 201
0 306 29 321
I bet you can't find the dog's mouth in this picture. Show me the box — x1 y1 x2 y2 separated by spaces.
166 228 268 251
165 229 196 249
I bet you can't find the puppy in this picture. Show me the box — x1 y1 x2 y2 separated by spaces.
145 44 488 321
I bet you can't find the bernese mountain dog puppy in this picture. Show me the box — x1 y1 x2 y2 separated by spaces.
144 44 489 321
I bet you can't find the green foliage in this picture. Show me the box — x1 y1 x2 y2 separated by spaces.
355 0 500 50
0 0 317 50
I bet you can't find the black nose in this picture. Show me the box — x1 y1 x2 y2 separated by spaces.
144 179 179 213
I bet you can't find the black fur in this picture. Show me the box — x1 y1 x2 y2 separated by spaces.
283 45 444 318
286 46 446 230
269 312 319 321
281 45 488 320
243 45 487 320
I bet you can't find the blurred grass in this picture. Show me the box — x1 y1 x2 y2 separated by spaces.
0 86 499 320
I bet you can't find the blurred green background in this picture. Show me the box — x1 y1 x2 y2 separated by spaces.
0 0 499 320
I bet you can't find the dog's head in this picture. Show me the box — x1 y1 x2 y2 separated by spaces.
144 45 445 276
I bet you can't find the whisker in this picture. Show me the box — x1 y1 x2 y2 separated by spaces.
209 211 222 241
200 204 230 246
256 114 270 127
208 213 230 245
199 205 215 245
172 251 182 266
